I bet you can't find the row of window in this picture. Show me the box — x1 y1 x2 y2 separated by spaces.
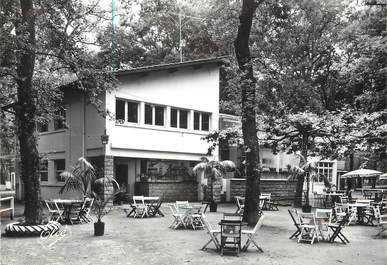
39 159 65 182
116 99 210 131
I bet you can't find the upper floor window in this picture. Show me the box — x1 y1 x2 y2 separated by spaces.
116 99 139 123
54 108 66 130
54 159 65 182
39 159 48 182
127 102 138 123
116 99 125 121
171 108 188 129
145 104 165 126
193 112 211 131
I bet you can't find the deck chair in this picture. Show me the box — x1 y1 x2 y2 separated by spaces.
80 198 94 223
328 212 350 244
242 214 265 252
298 213 320 244
148 198 164 217
288 209 301 239
234 196 245 214
45 200 64 222
132 196 148 218
201 214 220 250
168 204 185 229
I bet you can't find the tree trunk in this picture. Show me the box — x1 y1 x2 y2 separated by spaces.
294 145 308 207
234 0 261 225
14 0 42 225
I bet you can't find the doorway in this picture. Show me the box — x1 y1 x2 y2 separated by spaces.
115 164 128 192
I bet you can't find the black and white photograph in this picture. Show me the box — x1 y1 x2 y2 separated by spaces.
0 0 386 264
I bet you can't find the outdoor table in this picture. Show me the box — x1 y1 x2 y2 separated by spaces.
348 203 370 225
323 193 342 207
53 199 83 224
180 205 203 229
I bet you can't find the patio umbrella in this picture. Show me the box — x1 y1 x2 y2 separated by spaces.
341 169 382 178
380 173 387 180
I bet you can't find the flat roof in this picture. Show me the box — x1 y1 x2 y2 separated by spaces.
116 57 226 76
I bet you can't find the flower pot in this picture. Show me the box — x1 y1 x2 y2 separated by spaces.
209 201 217 212
302 204 312 213
94 222 105 236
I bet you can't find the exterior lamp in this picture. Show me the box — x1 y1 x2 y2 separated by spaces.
101 130 109 145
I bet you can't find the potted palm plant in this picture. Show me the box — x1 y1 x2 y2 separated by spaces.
59 157 97 197
287 155 331 212
92 176 121 236
193 157 236 212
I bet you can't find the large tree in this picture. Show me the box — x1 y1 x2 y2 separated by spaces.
234 0 263 225
0 0 115 225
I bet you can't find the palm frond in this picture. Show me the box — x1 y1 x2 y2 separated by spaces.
193 162 209 175
59 171 83 194
220 160 236 171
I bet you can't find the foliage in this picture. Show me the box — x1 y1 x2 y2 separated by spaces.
193 157 236 202
90 191 115 223
59 157 97 197
0 0 117 225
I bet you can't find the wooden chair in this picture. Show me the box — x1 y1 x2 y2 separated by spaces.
288 209 301 239
339 196 348 204
220 219 242 256
374 206 387 237
68 202 83 224
168 204 185 229
298 213 320 244
328 212 350 244
45 200 64 222
79 198 94 223
242 215 265 252
201 214 220 250
132 196 148 218
234 196 244 214
223 213 242 221
315 208 333 240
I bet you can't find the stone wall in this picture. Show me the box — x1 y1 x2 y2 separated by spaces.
230 178 297 205
135 181 198 202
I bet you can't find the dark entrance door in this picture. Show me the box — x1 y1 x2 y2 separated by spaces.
115 164 128 191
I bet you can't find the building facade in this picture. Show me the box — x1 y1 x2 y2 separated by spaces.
34 58 223 201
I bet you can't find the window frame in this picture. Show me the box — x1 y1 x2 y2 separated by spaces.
193 111 211 131
39 159 48 182
127 101 139 123
54 159 66 182
53 108 67 131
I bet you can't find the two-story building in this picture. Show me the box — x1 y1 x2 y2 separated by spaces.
34 58 224 201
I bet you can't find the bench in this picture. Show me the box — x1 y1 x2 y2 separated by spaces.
0 196 14 219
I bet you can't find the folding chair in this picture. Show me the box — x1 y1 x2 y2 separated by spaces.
315 208 333 240
132 196 148 218
68 202 83 225
374 207 387 237
79 198 94 223
298 213 320 244
168 203 186 229
201 214 220 250
234 196 245 214
328 212 350 244
242 214 265 252
45 200 64 222
223 213 242 221
148 198 164 217
220 219 242 256
288 209 301 239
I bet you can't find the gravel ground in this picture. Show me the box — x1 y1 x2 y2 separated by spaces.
0 203 386 265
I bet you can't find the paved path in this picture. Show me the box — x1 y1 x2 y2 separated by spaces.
0 203 386 265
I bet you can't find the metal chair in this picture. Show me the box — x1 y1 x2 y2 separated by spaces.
132 196 148 218
288 209 301 239
220 219 242 256
298 213 320 244
201 214 220 250
45 200 64 222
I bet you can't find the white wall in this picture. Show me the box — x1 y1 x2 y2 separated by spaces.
105 65 220 161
